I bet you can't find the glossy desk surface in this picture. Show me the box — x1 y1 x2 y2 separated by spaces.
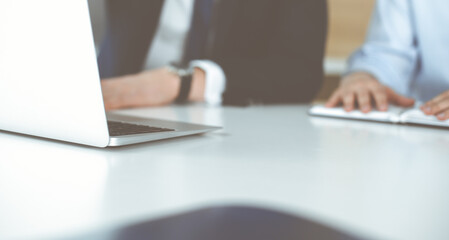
0 105 448 240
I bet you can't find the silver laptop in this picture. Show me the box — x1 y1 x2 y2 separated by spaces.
0 0 220 147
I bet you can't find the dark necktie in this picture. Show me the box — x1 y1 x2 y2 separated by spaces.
182 0 215 64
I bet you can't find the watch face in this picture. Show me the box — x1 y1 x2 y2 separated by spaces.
178 69 193 77
168 64 193 77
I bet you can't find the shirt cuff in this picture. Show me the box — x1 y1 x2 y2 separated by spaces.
190 60 226 106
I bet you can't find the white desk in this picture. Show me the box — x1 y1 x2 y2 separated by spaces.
1 105 448 240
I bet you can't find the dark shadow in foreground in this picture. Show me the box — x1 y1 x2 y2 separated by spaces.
69 206 366 240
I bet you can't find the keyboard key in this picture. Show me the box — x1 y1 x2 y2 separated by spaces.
107 121 174 136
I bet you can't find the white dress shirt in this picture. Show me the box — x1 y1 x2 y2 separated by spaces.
145 0 226 106
347 0 449 102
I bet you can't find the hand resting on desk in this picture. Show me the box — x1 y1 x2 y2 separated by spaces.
325 72 449 121
325 72 415 113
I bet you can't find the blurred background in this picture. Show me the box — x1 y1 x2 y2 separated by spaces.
88 0 376 101
320 0 375 100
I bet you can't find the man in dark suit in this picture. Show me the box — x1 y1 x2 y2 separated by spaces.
98 0 327 110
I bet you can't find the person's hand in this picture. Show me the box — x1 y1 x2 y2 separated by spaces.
420 90 449 121
325 72 415 113
101 67 206 111
101 68 180 110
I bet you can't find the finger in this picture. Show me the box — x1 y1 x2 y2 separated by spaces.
425 96 449 115
436 108 449 121
387 88 415 107
420 103 431 114
371 87 388 111
325 90 342 108
355 90 372 113
420 102 435 115
421 100 436 115
103 99 121 111
342 91 355 112
421 91 449 115
104 104 114 112
427 91 449 106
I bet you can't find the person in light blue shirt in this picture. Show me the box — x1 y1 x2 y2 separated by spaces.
326 0 449 121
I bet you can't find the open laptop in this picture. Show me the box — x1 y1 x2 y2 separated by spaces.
0 0 220 147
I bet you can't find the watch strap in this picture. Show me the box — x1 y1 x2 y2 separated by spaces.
175 74 193 103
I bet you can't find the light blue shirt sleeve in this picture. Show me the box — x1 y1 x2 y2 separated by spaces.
347 0 418 96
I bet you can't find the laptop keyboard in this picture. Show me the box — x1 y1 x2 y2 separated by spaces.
108 121 174 137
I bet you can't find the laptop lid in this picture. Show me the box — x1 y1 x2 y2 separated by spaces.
0 0 110 147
